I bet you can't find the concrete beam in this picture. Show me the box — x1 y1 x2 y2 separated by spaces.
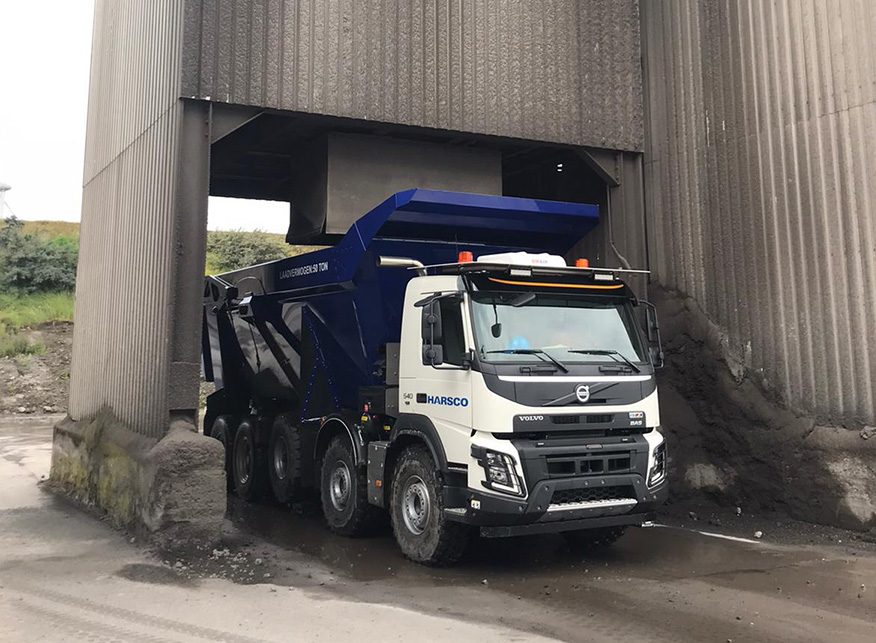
209 104 262 144
577 148 622 187
288 133 502 243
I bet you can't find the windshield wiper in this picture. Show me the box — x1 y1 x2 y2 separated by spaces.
568 349 640 373
485 348 569 373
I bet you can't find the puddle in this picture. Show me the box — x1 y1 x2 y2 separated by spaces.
116 563 198 587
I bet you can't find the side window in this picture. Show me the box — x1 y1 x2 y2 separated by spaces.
438 298 465 366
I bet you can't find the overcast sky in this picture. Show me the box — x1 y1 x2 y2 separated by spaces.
0 0 287 233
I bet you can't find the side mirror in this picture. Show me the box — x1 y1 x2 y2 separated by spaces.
421 300 444 366
642 301 664 369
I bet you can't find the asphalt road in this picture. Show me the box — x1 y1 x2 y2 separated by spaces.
2 416 874 642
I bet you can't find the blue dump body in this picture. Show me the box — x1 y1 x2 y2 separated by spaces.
202 189 599 420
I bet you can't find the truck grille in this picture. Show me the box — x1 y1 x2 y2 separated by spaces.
550 485 636 505
550 414 614 425
496 428 647 441
545 450 633 477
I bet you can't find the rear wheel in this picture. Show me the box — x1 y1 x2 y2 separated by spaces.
209 415 237 492
232 419 267 501
269 414 302 504
562 526 627 550
319 436 379 536
390 445 470 566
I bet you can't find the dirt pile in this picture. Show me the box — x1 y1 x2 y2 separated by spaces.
0 322 72 414
653 285 876 531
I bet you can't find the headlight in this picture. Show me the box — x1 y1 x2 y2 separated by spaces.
473 448 526 497
648 442 667 487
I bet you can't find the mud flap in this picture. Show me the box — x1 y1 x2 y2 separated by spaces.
367 441 389 507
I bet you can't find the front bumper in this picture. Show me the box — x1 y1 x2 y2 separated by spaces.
443 473 668 536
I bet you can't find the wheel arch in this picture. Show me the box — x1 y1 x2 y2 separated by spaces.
204 388 247 436
208 413 241 439
380 415 450 507
389 414 448 473
314 414 365 470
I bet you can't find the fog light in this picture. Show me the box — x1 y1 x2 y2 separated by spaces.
475 449 525 497
488 466 509 485
648 442 667 487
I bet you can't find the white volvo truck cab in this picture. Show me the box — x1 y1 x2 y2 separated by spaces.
373 251 668 564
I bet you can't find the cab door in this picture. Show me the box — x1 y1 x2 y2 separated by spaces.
399 287 472 467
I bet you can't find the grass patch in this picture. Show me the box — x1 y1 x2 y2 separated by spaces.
21 220 80 242
0 332 45 358
0 291 74 329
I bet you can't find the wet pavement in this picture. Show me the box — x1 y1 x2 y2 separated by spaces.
0 416 550 642
228 497 876 642
2 416 875 642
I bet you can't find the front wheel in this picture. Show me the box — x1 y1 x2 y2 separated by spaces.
562 526 627 550
319 436 379 536
390 445 470 566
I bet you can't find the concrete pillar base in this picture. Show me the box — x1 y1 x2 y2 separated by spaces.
50 409 225 549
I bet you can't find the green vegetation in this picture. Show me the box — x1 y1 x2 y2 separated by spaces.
0 292 75 329
205 229 291 273
0 329 45 358
0 217 78 293
0 216 315 357
0 217 77 357
0 292 73 359
204 229 320 274
21 220 80 242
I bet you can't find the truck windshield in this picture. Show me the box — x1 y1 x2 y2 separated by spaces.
470 292 645 366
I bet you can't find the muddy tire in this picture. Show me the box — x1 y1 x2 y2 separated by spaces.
269 414 302 504
562 526 627 550
209 415 237 492
319 436 379 536
390 445 470 566
232 419 267 502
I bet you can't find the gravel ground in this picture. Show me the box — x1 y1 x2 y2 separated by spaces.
0 323 71 415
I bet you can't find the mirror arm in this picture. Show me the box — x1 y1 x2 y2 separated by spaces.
429 301 437 364
640 300 665 369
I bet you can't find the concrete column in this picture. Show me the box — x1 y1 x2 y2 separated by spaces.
167 100 212 426
51 100 225 547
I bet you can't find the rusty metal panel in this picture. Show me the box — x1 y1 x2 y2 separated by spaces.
182 0 645 151
71 0 188 438
643 0 876 423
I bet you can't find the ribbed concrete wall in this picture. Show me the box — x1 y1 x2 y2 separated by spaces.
72 0 645 438
183 0 644 151
643 0 876 423
71 0 187 438
83 1 184 184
